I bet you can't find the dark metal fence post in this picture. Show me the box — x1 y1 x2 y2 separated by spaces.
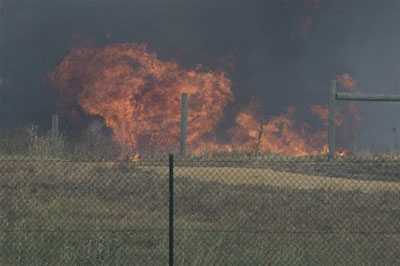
169 154 174 266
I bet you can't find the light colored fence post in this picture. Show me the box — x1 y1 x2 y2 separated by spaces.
331 85 400 157
180 93 188 156
51 114 59 157
328 80 336 160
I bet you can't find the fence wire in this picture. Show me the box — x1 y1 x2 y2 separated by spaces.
0 154 399 265
0 156 169 265
172 156 400 266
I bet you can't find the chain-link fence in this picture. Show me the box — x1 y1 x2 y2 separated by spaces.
0 154 400 265
0 155 169 265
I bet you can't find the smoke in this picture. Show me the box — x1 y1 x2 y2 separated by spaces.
299 0 321 37
47 44 365 155
1 0 398 152
337 74 362 135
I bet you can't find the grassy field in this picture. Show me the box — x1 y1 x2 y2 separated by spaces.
0 157 399 265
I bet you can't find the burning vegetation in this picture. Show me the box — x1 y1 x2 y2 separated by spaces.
47 42 362 156
47 42 233 154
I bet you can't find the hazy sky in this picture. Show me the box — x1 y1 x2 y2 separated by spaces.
0 0 398 149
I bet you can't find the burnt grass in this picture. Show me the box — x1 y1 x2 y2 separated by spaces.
0 158 399 265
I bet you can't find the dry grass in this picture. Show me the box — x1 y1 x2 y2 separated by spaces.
171 166 400 192
0 156 398 265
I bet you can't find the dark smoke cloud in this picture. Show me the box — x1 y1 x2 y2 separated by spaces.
299 0 321 37
0 0 398 150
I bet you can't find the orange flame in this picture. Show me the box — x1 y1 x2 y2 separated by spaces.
337 73 359 93
47 42 362 156
337 73 363 134
228 103 342 156
132 153 140 162
48 42 233 153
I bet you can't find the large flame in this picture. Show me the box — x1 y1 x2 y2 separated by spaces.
48 41 362 156
229 105 326 155
227 102 347 156
47 42 233 153
225 73 363 155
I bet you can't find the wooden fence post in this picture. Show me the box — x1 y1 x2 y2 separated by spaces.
328 80 336 160
51 114 59 157
180 93 188 156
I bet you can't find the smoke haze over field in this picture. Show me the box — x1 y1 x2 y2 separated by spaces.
0 0 398 152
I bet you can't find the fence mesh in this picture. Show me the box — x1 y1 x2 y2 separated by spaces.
173 156 400 266
0 156 169 265
0 154 399 265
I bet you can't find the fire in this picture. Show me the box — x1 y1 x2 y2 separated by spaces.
223 74 362 156
228 105 321 155
337 73 362 134
47 41 362 156
47 42 233 153
228 103 346 156
310 104 344 127
337 74 359 93
132 153 140 162
336 150 348 157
